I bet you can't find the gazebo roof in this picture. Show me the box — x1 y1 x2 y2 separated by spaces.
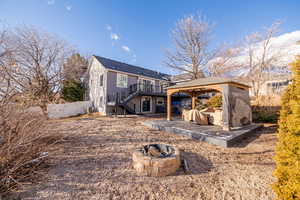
167 77 250 90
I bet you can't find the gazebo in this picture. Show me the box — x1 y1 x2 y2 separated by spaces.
166 77 252 131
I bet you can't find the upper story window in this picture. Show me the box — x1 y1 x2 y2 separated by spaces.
117 73 128 88
100 74 103 86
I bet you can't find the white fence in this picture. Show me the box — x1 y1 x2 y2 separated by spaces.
47 101 92 119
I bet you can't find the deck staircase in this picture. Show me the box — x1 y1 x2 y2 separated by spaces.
118 90 139 114
107 83 166 114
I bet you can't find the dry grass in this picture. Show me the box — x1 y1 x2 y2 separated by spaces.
0 106 64 197
252 94 282 107
251 95 282 123
18 116 277 200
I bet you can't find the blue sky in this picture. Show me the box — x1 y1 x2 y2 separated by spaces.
0 0 299 74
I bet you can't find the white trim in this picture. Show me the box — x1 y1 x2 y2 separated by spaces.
116 73 128 88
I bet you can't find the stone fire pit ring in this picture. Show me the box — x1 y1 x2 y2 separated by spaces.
132 144 181 177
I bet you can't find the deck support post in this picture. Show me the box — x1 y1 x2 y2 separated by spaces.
191 93 196 110
167 94 172 121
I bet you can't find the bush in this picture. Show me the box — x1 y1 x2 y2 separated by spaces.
273 56 300 200
207 94 222 108
252 110 279 123
0 105 62 196
61 80 85 102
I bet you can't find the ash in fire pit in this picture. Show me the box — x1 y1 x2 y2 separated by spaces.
133 144 180 176
141 144 175 158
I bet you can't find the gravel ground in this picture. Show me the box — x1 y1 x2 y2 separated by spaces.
20 115 277 200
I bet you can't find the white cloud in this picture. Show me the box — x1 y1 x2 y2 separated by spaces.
122 46 130 52
110 33 119 41
106 25 112 31
66 5 72 11
47 0 55 5
209 30 300 72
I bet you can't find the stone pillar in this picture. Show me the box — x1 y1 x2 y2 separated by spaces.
221 84 231 131
167 94 172 121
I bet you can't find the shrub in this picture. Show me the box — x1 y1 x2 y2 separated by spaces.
273 56 300 200
207 94 222 108
252 110 279 123
61 80 85 102
0 105 62 196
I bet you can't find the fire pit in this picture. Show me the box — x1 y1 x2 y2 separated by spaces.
132 144 181 176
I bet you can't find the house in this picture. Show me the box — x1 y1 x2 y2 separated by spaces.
87 56 170 115
249 73 292 96
260 78 292 96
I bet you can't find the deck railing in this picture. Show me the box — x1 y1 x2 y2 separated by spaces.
107 83 167 103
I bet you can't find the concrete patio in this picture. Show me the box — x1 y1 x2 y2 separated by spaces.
143 119 262 147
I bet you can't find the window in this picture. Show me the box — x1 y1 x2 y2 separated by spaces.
117 73 128 88
100 74 103 86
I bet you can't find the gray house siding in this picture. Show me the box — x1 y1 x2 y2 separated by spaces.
129 96 141 113
152 97 157 113
106 71 138 97
88 58 107 114
154 80 160 92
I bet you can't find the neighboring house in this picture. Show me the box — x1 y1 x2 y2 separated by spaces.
248 73 292 96
236 72 292 97
260 78 292 96
87 56 170 115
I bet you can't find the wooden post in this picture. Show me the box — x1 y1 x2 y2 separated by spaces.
167 94 172 121
191 93 196 110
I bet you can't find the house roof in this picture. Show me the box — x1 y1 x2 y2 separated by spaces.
94 56 170 80
167 77 251 89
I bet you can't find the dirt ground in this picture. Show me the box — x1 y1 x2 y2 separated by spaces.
20 115 277 200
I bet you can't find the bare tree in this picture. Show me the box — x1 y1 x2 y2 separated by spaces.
207 43 242 77
0 28 17 105
63 53 88 82
0 27 67 195
2 26 73 112
243 21 283 97
164 13 216 79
